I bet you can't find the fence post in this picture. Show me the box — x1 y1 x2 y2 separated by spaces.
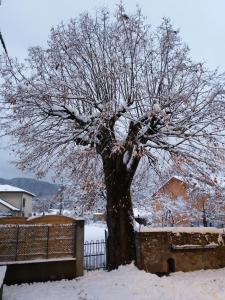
74 219 84 277
15 225 20 261
46 226 50 259
104 229 108 269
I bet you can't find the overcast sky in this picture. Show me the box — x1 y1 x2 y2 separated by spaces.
1 0 225 179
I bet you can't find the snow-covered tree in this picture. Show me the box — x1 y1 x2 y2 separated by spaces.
151 193 192 227
1 5 225 269
188 184 225 227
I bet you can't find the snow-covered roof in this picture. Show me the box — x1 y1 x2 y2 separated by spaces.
0 184 35 197
0 198 20 211
151 175 186 196
172 175 185 182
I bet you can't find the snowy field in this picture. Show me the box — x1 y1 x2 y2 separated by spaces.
84 223 106 241
4 264 225 300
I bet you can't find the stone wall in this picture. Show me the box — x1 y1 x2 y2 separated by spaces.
135 229 225 274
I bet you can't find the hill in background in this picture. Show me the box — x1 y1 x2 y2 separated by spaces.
0 177 58 199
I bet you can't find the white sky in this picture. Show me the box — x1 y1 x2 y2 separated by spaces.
0 0 225 179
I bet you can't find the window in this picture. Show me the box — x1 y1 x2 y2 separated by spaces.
22 198 26 208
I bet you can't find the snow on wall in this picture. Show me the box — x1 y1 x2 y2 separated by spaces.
141 226 225 234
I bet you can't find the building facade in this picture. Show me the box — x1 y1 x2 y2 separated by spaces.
0 185 34 217
151 176 211 227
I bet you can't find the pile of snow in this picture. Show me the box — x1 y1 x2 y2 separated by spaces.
0 266 6 286
4 264 225 300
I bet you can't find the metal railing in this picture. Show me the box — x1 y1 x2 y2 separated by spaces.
84 239 106 271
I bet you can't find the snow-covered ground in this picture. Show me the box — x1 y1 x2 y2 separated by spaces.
4 264 225 300
4 224 225 299
0 266 6 286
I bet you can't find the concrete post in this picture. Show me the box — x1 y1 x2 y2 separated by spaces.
74 219 84 277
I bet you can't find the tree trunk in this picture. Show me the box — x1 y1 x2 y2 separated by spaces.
102 153 137 270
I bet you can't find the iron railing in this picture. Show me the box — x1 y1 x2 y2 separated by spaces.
84 239 106 271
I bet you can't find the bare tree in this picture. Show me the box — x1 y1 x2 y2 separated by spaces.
188 184 225 227
1 5 225 269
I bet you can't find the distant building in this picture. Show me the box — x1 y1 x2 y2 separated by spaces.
151 176 209 227
0 185 34 217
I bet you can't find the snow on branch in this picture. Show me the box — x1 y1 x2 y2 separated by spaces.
1 5 225 180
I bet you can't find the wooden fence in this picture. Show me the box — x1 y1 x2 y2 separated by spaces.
0 216 85 282
0 215 85 262
0 223 76 262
